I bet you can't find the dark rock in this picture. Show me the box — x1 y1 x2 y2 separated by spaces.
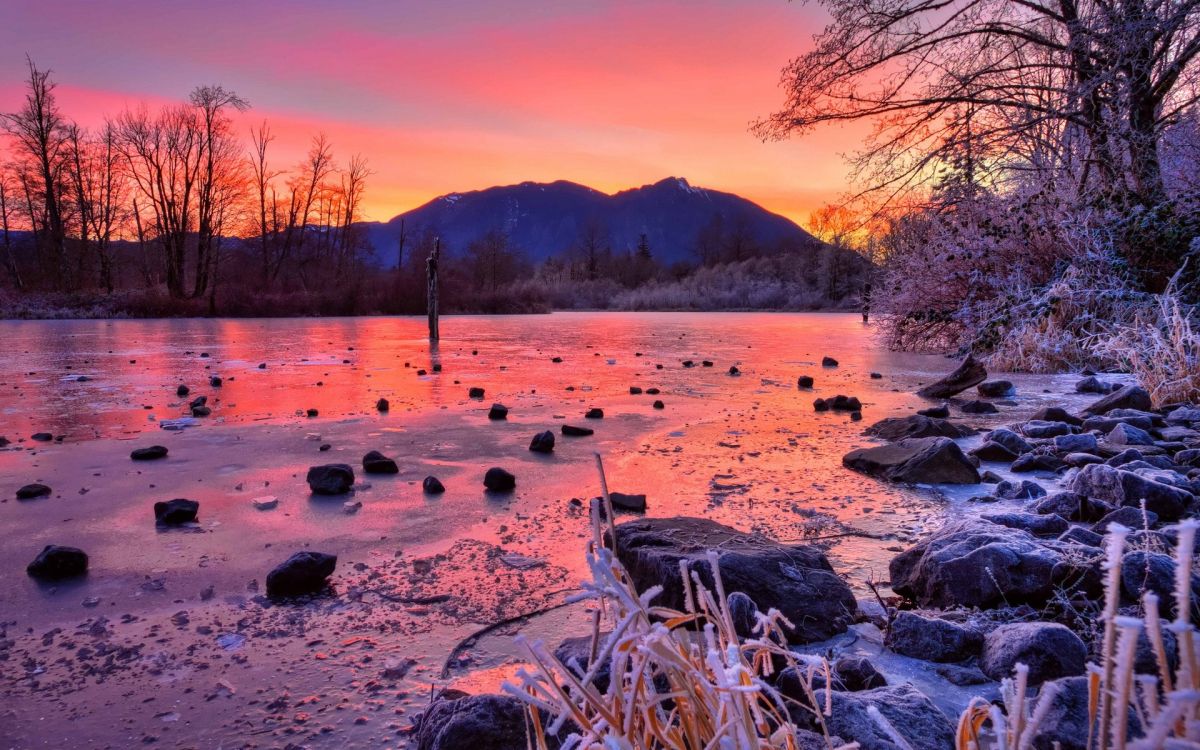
614 516 856 643
813 398 830 412
176 384 190 397
1084 415 1156 433
131 445 168 461
1120 551 1200 616
822 356 839 367
27 545 88 580
980 622 1087 684
918 354 987 399
585 408 604 419
682 360 695 367
981 512 1068 537
554 634 612 692
412 693 561 750
728 366 740 375
702 360 714 367
154 498 199 525
960 399 999 414
833 656 888 691
988 428 1034 455
209 376 222 387
31 432 52 442
1059 527 1104 547
16 483 51 500
189 395 207 408
981 470 1004 483
1054 433 1098 453
971 441 1019 462
727 591 759 639
1010 453 1065 473
1107 422 1156 446
870 371 883 379
629 386 643 394
918 404 951 418
797 375 814 388
1084 384 1153 415
652 400 665 409
814 685 955 750
1094 506 1158 534
376 398 389 412
561 424 593 436
934 663 991 686
362 451 399 474
487 403 509 420
843 437 980 484
885 611 982 662
306 464 355 495
1075 375 1114 394
191 405 211 417
423 476 446 494
529 431 555 454
864 415 970 441
483 467 516 492
266 551 337 598
1031 492 1112 522
1030 676 1139 750
608 492 646 513
994 479 1047 500
827 395 862 411
1063 451 1105 467
306 408 319 418
1071 463 1193 520
1021 420 1076 438
468 387 485 399
1030 406 1083 425
978 380 1015 397
551 356 563 363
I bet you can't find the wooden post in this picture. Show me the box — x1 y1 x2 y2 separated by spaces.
426 237 440 341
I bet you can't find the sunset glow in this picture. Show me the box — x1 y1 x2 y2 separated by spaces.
0 0 857 226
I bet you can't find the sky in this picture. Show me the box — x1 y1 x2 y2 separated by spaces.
0 0 860 228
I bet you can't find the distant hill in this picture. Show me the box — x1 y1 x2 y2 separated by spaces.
360 177 820 266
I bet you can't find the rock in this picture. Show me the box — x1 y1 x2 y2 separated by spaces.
981 512 1068 537
728 365 740 375
343 500 362 513
1107 422 1155 446
918 404 951 418
252 496 279 510
306 464 355 495
864 415 970 441
376 398 390 412
1030 676 1137 750
487 403 508 420
822 356 839 367
209 376 222 387
585 408 604 419
934 663 991 686
551 356 562 363
423 476 446 494
483 467 516 492
16 483 51 500
980 623 1087 684
1021 420 1076 438
813 398 830 412
797 375 814 388
1070 463 1193 520
885 611 982 662
1030 406 1083 425
412 693 560 750
833 656 888 691
189 395 207 408
1063 452 1105 467
561 424 593 437
1031 492 1112 522
1075 375 1114 394
1084 384 1153 415
960 399 999 414
970 441 1019 462
987 428 1034 455
917 354 987 399
529 431 555 454
468 387 485 399
306 408 319 418
981 470 1004 483
1054 433 1098 453
629 386 643 394
176 384 190 397
843 437 980 484
889 521 1081 608
608 492 646 513
130 445 169 460
555 634 613 692
1094 506 1157 534
191 405 211 417
825 395 862 411
1119 551 1200 616
1010 453 1065 473
870 372 883 379
266 551 337 598
978 380 1015 397
27 545 88 580
362 450 399 474
814 685 955 750
1084 415 1156 433
994 479 1047 500
652 400 665 409
727 591 759 638
1059 526 1104 547
614 517 856 643
154 498 199 525
31 432 52 441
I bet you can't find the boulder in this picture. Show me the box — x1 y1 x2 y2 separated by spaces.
483 467 516 492
1030 406 1083 426
131 445 169 461
16 483 51 500
1084 415 1156 433
980 623 1087 684
1107 422 1156 446
863 415 970 442
1010 453 1065 473
307 464 355 495
917 354 987 399
1030 492 1111 523
1029 676 1139 750
1070 463 1193 520
585 408 604 419
1054 433 1098 453
1120 551 1200 616
413 693 563 750
1075 376 1114 394
609 492 646 513
1063 452 1105 467
986 428 1034 455
176 384 190 397
266 551 337 598
885 611 982 662
832 656 888 691
826 395 863 412
1059 527 1103 547
363 450 399 474
814 685 955 750
978 380 1015 397
154 498 199 525
994 479 1047 500
376 398 390 412
468 387 485 399
960 399 999 414
971 441 1018 462
797 375 814 388
1084 384 1153 415
843 437 980 484
561 425 593 437
614 517 856 643
528 431 555 454
822 356 839 367
488 403 508 420
1021 420 1076 438
889 521 1084 609
1094 506 1157 534
981 512 1068 537
26 545 88 580
918 404 951 418
423 476 446 494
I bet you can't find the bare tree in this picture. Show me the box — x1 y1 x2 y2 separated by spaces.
66 123 127 292
0 164 22 289
190 85 249 298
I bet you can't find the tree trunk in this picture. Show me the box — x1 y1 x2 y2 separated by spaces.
427 238 440 341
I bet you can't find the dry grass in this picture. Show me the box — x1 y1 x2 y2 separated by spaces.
1094 289 1200 407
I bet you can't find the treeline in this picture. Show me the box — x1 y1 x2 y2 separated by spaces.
0 58 374 314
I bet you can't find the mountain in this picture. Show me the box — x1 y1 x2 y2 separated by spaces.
360 177 820 266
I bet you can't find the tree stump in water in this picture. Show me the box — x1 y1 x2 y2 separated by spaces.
426 238 440 341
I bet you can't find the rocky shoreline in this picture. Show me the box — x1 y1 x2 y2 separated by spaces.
408 366 1198 749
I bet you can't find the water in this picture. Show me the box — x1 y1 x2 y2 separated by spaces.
0 312 1093 748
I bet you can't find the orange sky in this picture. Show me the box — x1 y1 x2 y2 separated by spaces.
0 0 863 228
